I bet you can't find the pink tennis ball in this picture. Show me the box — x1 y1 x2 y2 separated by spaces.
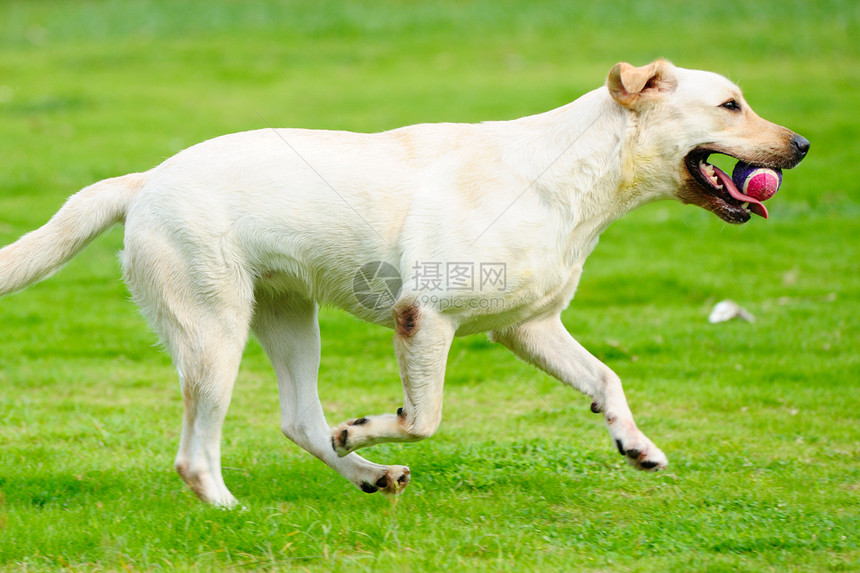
732 162 782 201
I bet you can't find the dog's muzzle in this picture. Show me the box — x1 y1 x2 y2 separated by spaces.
682 133 810 224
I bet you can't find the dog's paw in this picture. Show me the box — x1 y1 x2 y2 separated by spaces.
331 417 371 457
358 466 411 495
331 418 361 456
332 413 403 456
608 420 668 471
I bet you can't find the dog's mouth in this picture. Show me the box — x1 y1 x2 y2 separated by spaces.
683 149 771 224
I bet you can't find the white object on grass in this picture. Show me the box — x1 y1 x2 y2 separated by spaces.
708 300 755 323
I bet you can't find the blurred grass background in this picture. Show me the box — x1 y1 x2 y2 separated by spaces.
0 1 858 571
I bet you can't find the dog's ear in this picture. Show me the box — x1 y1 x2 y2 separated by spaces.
607 59 677 108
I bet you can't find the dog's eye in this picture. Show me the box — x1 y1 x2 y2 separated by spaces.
720 99 742 112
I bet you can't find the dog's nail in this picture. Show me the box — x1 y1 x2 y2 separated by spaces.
397 472 409 484
615 439 625 456
352 417 368 426
340 429 348 447
375 475 389 489
626 449 642 460
396 407 404 417
360 482 378 494
641 460 659 469
590 401 601 414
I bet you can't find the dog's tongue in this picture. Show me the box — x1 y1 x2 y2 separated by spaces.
714 167 768 219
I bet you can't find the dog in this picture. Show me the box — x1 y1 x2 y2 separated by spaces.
0 60 808 506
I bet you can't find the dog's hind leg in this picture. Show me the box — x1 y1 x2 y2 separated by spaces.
123 232 254 507
171 327 249 507
330 302 456 456
490 315 668 471
253 293 410 494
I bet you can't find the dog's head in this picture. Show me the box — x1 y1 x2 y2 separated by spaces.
607 60 809 223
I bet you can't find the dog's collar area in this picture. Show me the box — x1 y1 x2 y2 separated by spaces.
684 150 767 222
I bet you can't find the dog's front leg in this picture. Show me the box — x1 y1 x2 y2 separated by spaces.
331 302 456 456
490 315 668 471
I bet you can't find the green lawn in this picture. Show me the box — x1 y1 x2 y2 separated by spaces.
1 1 858 571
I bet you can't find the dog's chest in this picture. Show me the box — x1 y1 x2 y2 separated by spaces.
450 237 597 335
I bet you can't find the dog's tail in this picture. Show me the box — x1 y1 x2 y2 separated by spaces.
0 173 146 297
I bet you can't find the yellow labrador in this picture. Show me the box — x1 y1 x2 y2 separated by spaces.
0 60 808 506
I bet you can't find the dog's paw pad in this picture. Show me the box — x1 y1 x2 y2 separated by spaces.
613 432 668 471
358 467 410 495
624 448 642 460
360 481 379 494
332 418 371 456
331 424 352 456
383 467 410 494
631 454 667 471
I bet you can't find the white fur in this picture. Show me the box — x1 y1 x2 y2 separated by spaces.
0 61 805 505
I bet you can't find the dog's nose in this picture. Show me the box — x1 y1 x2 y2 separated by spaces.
791 134 810 159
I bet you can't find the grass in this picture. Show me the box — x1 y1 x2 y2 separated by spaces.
0 0 858 571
